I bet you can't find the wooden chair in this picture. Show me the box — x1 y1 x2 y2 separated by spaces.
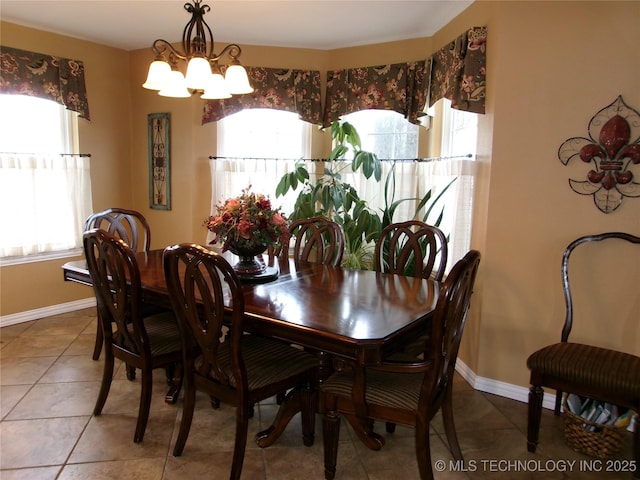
374 220 448 281
321 250 481 480
526 232 640 477
83 229 184 443
375 221 449 435
163 243 319 480
281 217 345 266
84 208 154 360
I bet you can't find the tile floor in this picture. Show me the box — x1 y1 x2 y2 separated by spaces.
0 309 635 479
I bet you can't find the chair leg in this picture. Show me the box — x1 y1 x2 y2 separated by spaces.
441 380 463 461
93 348 114 415
134 368 153 443
527 385 544 453
173 378 196 456
554 390 563 415
92 313 103 361
164 362 183 404
230 404 250 480
322 397 340 480
415 421 434 480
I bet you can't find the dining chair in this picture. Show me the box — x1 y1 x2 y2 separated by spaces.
84 208 156 361
280 217 345 266
163 243 319 480
375 221 449 435
374 220 448 281
526 232 640 477
83 228 184 443
321 249 480 480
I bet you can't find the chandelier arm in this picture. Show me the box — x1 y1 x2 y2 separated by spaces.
152 39 188 62
211 44 243 63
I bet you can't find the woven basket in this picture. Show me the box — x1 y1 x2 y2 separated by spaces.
562 398 626 458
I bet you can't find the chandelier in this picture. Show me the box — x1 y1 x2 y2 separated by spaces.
142 1 253 99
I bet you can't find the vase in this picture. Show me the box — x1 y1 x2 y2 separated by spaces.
228 242 268 275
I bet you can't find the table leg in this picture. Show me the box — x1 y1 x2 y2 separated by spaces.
255 386 315 447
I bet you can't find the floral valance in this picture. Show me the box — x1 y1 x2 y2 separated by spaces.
322 60 429 128
202 67 322 125
429 26 487 114
0 45 90 120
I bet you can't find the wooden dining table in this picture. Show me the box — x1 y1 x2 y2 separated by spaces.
62 247 440 448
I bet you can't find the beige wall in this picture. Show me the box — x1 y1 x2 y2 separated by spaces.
1 1 639 393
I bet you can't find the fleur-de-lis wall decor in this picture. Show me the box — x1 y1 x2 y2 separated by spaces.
558 95 640 213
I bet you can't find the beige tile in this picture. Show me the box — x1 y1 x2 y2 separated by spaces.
62 333 97 356
0 334 78 358
22 315 93 336
68 409 177 463
0 465 61 480
164 449 266 480
0 356 57 385
168 395 261 456
0 384 31 419
0 417 89 468
6 381 101 420
38 354 108 383
58 458 165 480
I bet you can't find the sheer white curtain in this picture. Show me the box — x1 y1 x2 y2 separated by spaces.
0 153 93 257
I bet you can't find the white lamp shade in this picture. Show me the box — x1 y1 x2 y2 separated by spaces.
142 60 172 90
201 72 232 99
225 64 254 95
158 70 191 98
185 57 212 90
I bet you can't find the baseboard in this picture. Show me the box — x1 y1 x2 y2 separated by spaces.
0 298 96 328
456 359 557 410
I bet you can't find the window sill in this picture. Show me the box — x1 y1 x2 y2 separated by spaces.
0 248 83 267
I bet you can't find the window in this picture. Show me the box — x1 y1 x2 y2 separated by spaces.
441 98 478 158
343 109 419 160
209 109 312 242
0 94 92 263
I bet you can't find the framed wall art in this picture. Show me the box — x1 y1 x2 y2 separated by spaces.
148 112 171 210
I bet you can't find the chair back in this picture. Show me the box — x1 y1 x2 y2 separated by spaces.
163 244 248 390
423 250 480 414
285 217 345 266
85 208 151 252
560 232 640 343
83 229 150 356
374 220 448 280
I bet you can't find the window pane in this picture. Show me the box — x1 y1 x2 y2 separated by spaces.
343 110 419 159
211 109 311 224
0 95 71 154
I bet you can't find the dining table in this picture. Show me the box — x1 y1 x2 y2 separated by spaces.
62 247 440 449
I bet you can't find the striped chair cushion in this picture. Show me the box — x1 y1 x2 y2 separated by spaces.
214 334 318 390
527 342 640 397
321 368 422 412
139 312 182 356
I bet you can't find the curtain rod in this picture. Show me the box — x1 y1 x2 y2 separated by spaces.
0 152 92 157
209 154 473 163
0 152 91 157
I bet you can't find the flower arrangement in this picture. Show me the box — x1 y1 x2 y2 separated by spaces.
206 186 289 253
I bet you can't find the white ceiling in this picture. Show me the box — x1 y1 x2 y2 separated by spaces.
1 0 472 51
